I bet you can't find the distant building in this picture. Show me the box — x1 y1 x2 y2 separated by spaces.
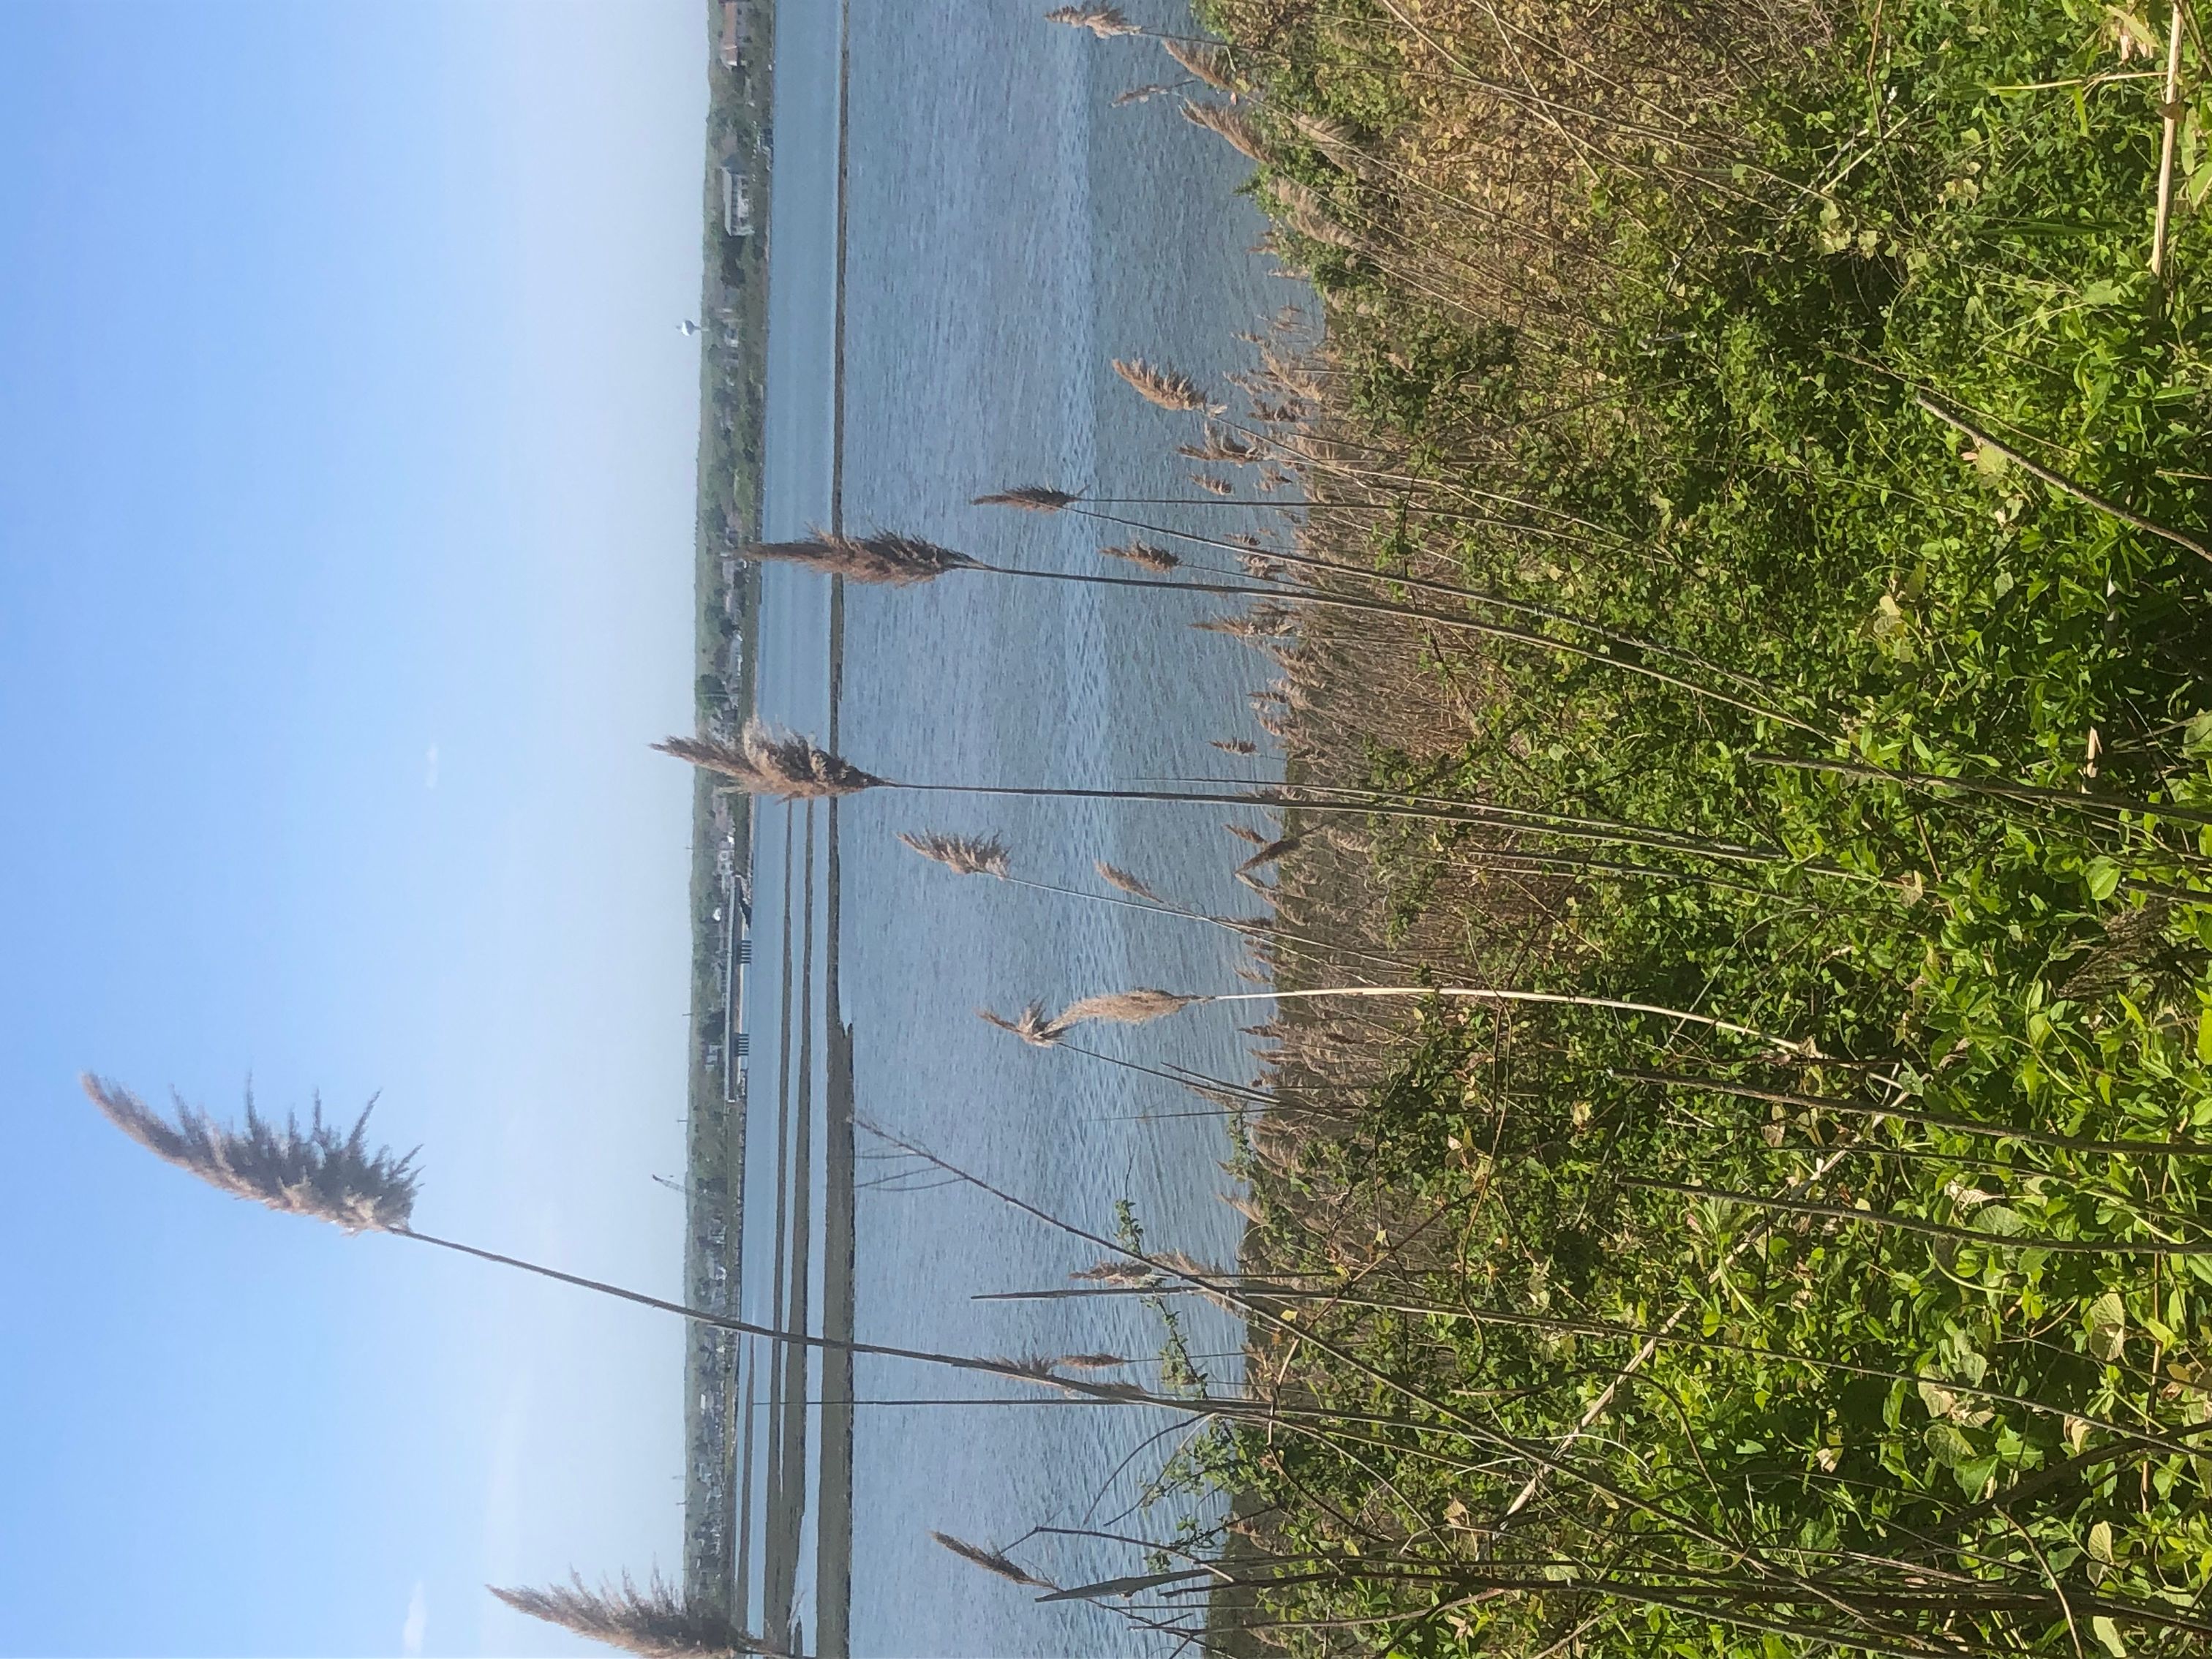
721 163 753 238
719 1 750 69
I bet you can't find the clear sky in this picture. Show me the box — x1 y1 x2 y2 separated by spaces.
0 4 707 1652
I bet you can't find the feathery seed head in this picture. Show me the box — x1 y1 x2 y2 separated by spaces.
1055 988 1197 1028
1044 4 1140 37
489 1572 783 1658
747 530 973 586
655 721 883 800
83 1075 419 1234
1112 358 1210 413
1100 541 1180 573
1162 37 1237 92
1094 861 1163 903
1180 99 1265 162
929 1532 1054 1589
972 484 1080 514
979 1001 1067 1047
899 830 1012 879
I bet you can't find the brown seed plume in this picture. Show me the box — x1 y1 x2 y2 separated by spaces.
1162 37 1236 92
748 530 973 586
1072 1259 1156 1285
1189 472 1235 496
1094 861 1164 903
930 1532 1055 1589
899 830 1012 879
1178 428 1260 463
1223 822 1268 844
1268 178 1362 249
972 484 1080 514
1100 541 1180 573
979 1001 1067 1047
1238 835 1302 873
83 1075 419 1234
1044 4 1139 36
655 722 883 800
1211 738 1260 756
1180 99 1265 162
1056 988 1197 1028
489 1571 783 1658
1053 1350 1129 1370
1113 357 1209 413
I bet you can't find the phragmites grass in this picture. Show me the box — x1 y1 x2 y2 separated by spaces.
1268 178 1363 251
1238 835 1301 872
1162 37 1236 93
747 530 974 586
1195 603 1295 639
971 484 1080 513
928 1532 1054 1590
1113 357 1210 413
489 1573 782 1658
898 830 1012 879
1073 1258 1156 1285
1056 988 1198 1028
1189 472 1236 496
1180 99 1265 163
1094 861 1164 903
979 1001 1068 1047
1044 4 1138 37
1101 541 1180 573
1212 737 1260 755
83 1075 418 1234
655 722 883 800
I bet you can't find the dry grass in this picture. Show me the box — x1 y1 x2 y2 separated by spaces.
899 830 1012 879
489 1571 783 1658
83 1075 419 1234
656 722 883 800
1163 36 1238 92
1113 357 1211 413
979 1001 1068 1047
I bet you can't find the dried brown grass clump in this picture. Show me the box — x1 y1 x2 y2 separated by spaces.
1113 358 1209 412
1095 861 1164 903
929 1532 1054 1589
489 1571 782 1658
83 1076 418 1234
1072 1258 1155 1286
748 530 973 586
1101 541 1181 573
1044 4 1139 37
1181 99 1265 162
1163 37 1237 92
655 722 883 800
1212 737 1260 755
1189 472 1236 496
899 830 1012 879
1056 988 1197 1028
1238 835 1302 872
973 484 1080 514
1268 178 1363 250
979 1001 1068 1047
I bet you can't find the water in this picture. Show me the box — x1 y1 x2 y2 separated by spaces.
740 4 1302 1651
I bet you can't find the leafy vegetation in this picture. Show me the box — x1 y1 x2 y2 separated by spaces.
1157 0 2212 1652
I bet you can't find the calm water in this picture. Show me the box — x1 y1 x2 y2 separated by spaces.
742 4 1302 1652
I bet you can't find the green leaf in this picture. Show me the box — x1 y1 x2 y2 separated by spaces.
2084 857 2122 901
1925 1422 1975 1467
2093 1615 2127 1657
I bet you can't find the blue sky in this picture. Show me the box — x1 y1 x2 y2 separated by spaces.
0 4 708 1652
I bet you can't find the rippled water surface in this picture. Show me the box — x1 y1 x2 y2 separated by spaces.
742 4 1302 1650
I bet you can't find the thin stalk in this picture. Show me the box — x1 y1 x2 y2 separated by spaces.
1617 1069 2212 1158
1190 986 1808 1055
1747 749 2212 833
1620 1177 2212 1255
2153 1 2189 281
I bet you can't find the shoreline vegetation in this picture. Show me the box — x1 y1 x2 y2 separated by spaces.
1024 0 2212 1652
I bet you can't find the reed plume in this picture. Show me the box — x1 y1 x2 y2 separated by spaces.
1113 358 1210 412
1094 861 1163 903
979 1002 1068 1047
653 725 881 799
1044 4 1139 37
1162 37 1237 92
973 485 1081 513
928 1532 1055 1589
1212 737 1260 754
1101 541 1180 573
489 1572 781 1658
898 830 1011 879
1181 99 1265 162
83 1075 418 1234
1057 989 1200 1027
746 530 974 584
1268 178 1363 250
